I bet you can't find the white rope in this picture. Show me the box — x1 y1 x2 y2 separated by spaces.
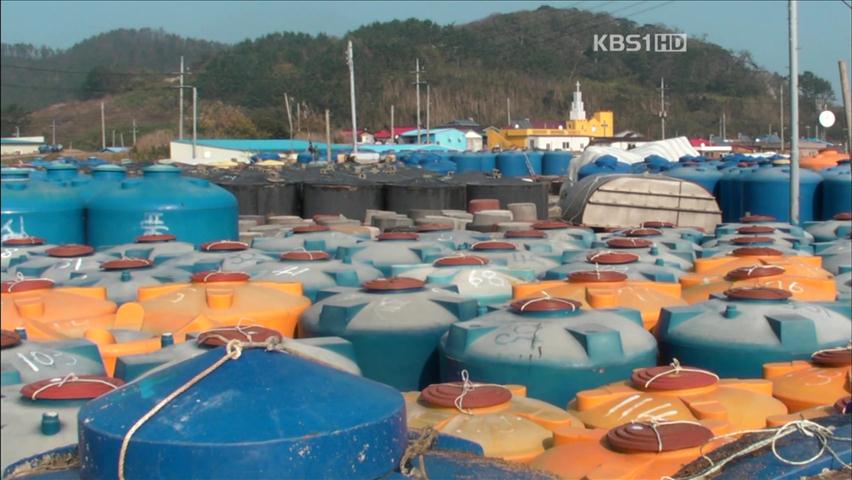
643 358 719 389
811 343 852 358
29 373 119 400
664 420 852 480
203 240 248 251
627 418 705 453
452 370 510 415
516 295 578 312
4 273 55 292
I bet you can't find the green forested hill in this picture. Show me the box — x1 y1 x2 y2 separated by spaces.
2 7 838 149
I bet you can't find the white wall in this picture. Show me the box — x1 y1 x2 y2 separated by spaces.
529 136 590 152
169 142 252 164
1 144 41 156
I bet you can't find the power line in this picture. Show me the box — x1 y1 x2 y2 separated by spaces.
1 63 180 77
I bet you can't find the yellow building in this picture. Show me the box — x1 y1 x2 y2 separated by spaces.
487 82 614 151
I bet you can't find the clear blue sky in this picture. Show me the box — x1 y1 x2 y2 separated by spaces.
2 0 850 98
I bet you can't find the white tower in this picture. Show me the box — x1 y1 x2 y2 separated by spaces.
569 81 586 121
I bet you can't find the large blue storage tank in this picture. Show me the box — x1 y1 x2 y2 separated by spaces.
665 165 724 195
657 287 851 378
742 165 823 222
44 163 84 182
86 165 238 248
496 152 533 177
820 165 851 220
450 153 481 173
1 168 85 244
479 152 496 172
542 151 572 176
577 155 632 179
717 166 756 222
525 151 543 175
76 164 127 204
439 297 658 406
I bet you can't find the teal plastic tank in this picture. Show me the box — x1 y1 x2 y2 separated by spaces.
657 287 851 377
439 297 658 406
1 169 85 244
299 277 479 390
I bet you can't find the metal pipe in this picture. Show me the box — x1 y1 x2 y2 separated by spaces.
839 60 852 153
788 0 800 224
325 109 332 163
347 41 358 153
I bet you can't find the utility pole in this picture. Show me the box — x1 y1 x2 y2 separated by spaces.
426 83 431 144
659 77 667 140
179 56 184 140
346 40 358 153
120 132 124 148
100 102 106 151
390 104 395 145
284 94 293 139
780 83 785 152
14 126 19 137
132 119 137 146
507 97 511 126
325 109 332 163
296 102 301 134
722 111 727 141
51 119 56 145
111 129 116 148
413 58 423 144
840 60 852 153
192 86 197 159
788 0 800 224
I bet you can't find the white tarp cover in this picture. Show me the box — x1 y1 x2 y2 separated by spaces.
567 136 699 181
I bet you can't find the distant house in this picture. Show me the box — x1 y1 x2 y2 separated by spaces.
464 130 483 151
436 118 484 135
340 129 375 144
1 136 45 156
398 128 466 150
373 126 416 144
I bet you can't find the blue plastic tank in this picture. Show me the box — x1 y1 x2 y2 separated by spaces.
813 237 852 275
389 255 536 308
421 158 457 175
242 250 382 302
439 297 658 406
577 155 632 179
299 277 479 390
450 153 481 173
525 151 543 175
158 240 274 274
657 287 851 378
0 333 106 386
252 225 365 254
804 215 852 242
450 240 560 277
665 165 724 195
72 347 408 479
98 233 196 265
296 151 314 164
1 169 85 244
63 258 191 304
542 151 572 176
742 165 823 222
113 327 361 381
337 232 452 276
1 237 53 272
496 152 532 177
74 164 126 204
86 165 238 248
820 167 851 220
44 163 84 183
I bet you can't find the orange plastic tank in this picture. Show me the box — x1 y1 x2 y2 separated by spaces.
512 271 685 330
568 362 788 431
1 279 117 341
680 262 837 303
83 328 187 376
692 247 822 273
114 271 310 337
766 396 851 427
801 148 850 170
404 379 584 463
530 420 729 480
763 346 851 413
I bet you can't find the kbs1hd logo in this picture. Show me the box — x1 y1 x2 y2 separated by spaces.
593 33 687 53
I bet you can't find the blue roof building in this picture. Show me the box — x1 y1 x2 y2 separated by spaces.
398 128 466 150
